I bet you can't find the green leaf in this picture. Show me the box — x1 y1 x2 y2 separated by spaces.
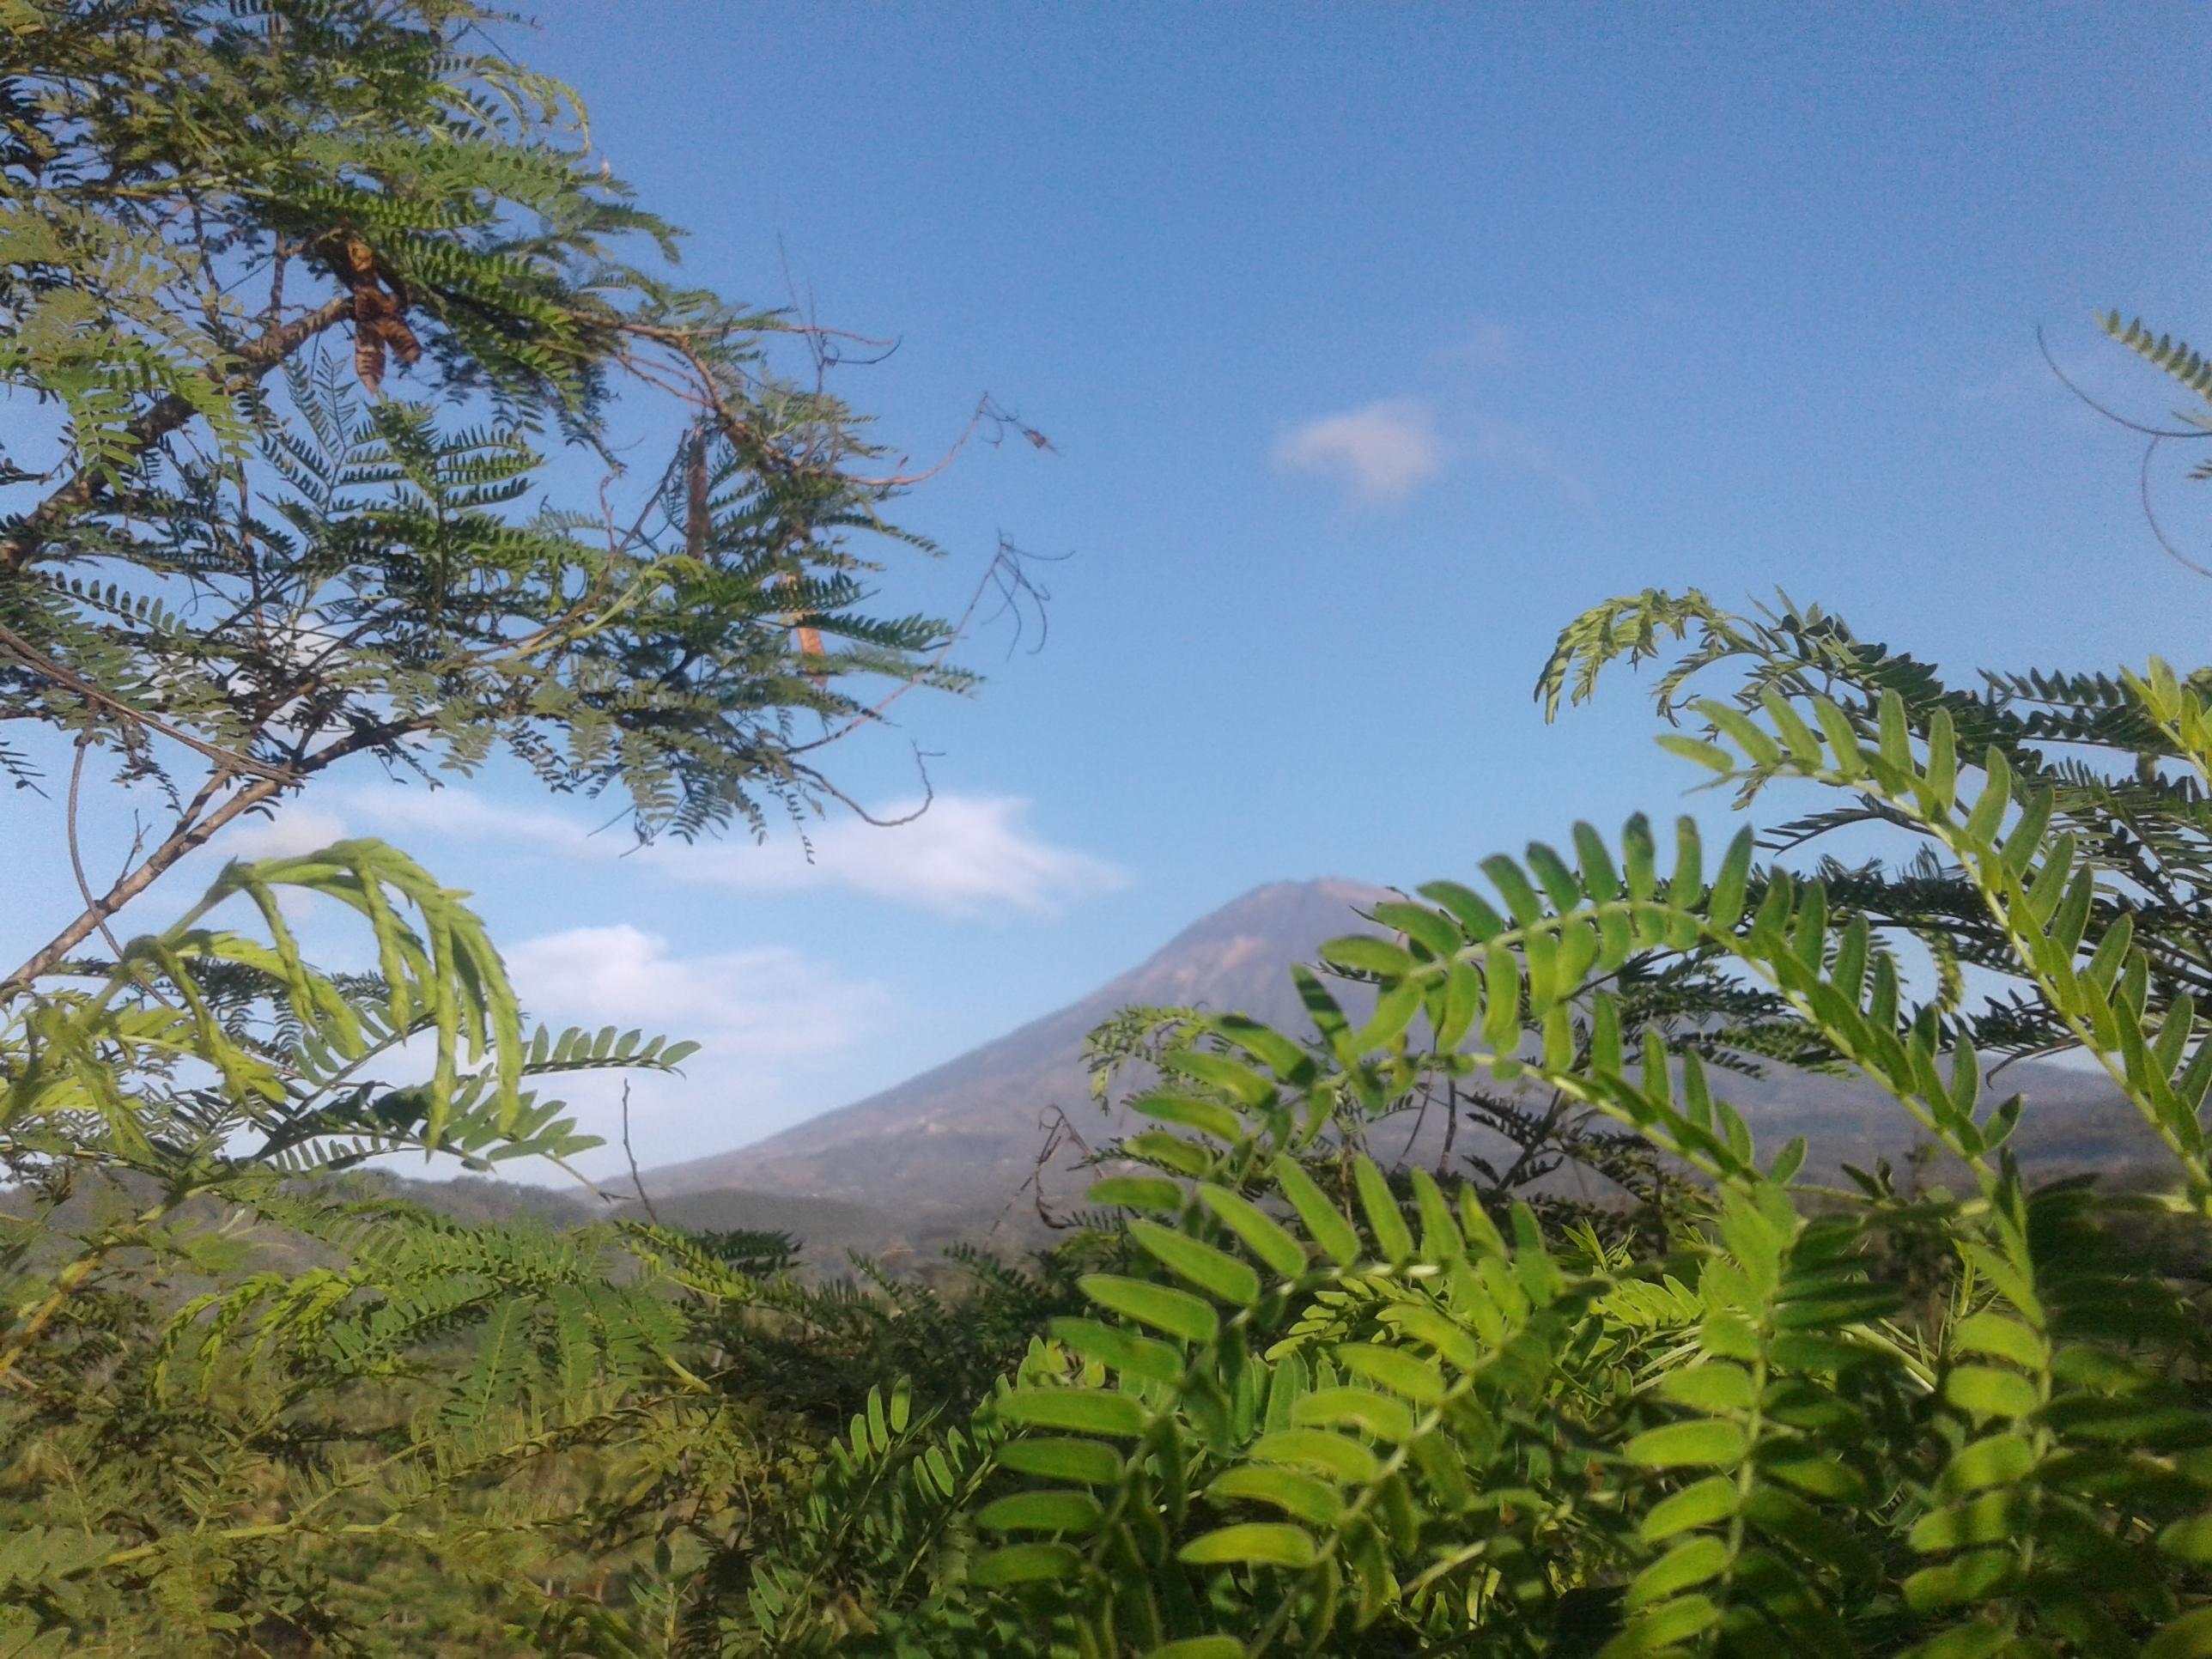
1950 1313 2044 1370
977 1490 1104 1534
1571 820 1621 897
1938 1433 2035 1498
1371 899 1463 961
1131 1091 1246 1144
2145 1607 2212 1659
1598 1593 1718 1656
1923 706 1958 814
1206 1466 1344 1528
1144 1642 1247 1659
1419 880 1506 941
1000 1437 1123 1486
1657 732 1735 774
1196 1184 1308 1279
2158 1512 2212 1564
1132 1220 1262 1306
1656 1363 1755 1415
1640 1474 1739 1542
1910 1491 2030 1553
1274 1160 1361 1267
1088 1176 1187 1212
971 1542 1082 1585
1335 1344 1446 1405
1482 854 1546 927
1903 1547 2014 1612
1292 1386 1415 1442
1249 1428 1382 1484
1905 1620 2011 1659
1626 1535 1729 1609
1160 1048 1276 1106
1321 935 1414 978
1707 827 1755 931
1943 1364 2039 1422
1049 1316 1187 1385
1482 945 1523 1051
1624 1419 1747 1469
1696 698 1784 769
1080 1273 1219 1344
1960 748 2012 845
998 1388 1148 1438
1352 1157 1413 1263
1178 1522 1318 1569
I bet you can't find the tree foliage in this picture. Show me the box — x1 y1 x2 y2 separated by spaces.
1 0 988 990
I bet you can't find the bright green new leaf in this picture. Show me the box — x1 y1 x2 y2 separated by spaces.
1178 1522 1319 1569
977 1490 1104 1534
998 1388 1148 1438
1000 1437 1124 1486
1623 1419 1747 1469
1132 1221 1263 1306
1195 1184 1308 1279
970 1543 1083 1586
1080 1273 1220 1344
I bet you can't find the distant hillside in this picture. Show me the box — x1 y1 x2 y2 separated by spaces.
639 878 2165 1252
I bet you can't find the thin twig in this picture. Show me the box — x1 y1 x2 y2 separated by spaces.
0 623 293 782
990 1105 1092 1236
795 745 935 828
621 1079 662 1226
2140 434 2212 579
2038 325 2209 439
66 735 175 1007
788 538 1055 758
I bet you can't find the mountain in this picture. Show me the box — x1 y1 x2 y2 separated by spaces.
639 879 1389 1248
637 878 2165 1259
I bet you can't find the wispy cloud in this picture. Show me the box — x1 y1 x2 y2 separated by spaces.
220 786 1123 920
329 787 600 854
648 793 1125 917
504 924 885 1063
500 924 894 1163
1274 400 1441 502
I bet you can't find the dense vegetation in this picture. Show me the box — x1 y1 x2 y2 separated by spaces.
8 2 2212 1654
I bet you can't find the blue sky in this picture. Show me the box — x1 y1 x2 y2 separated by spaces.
7 3 2210 1179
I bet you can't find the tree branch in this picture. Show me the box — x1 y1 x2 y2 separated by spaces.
1 717 417 994
0 294 351 574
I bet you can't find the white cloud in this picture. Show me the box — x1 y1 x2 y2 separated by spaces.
271 783 1122 920
1274 400 1441 502
496 924 895 1167
647 793 1125 917
503 924 884 1063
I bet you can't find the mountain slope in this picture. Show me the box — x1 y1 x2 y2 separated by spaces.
641 878 2165 1249
645 879 1388 1224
